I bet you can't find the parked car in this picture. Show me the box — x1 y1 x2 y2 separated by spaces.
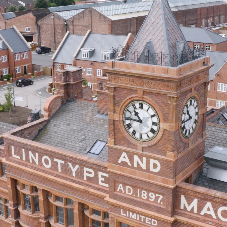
16 78 33 87
27 110 41 123
36 46 51 54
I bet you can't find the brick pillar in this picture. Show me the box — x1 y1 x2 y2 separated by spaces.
38 188 51 227
108 86 115 146
73 201 83 227
7 177 19 227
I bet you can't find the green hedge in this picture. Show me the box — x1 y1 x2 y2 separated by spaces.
0 74 12 82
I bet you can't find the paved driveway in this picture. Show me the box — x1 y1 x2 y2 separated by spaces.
0 76 52 114
32 51 55 67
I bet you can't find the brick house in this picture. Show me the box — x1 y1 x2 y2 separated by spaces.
181 26 227 52
2 0 227 226
52 30 133 91
0 26 32 79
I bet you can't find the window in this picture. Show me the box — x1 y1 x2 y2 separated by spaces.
194 44 200 49
221 15 225 24
120 223 130 227
25 27 30 32
86 68 92 75
33 186 38 193
215 16 219 25
208 83 210 90
89 141 106 155
202 19 206 27
93 220 101 227
66 198 73 205
24 185 29 191
88 82 93 90
67 209 74 225
104 212 109 219
102 53 110 61
1 163 5 177
23 52 28 59
217 83 227 92
97 69 102 77
2 68 8 76
0 198 10 219
0 203 4 216
216 100 225 108
56 196 63 203
1 55 7 62
24 194 31 212
34 196 39 212
56 206 64 225
206 45 211 51
82 51 89 59
56 64 60 70
15 54 20 60
16 67 21 74
93 209 101 216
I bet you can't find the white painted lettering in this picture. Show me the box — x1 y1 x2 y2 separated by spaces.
54 158 64 172
68 163 79 177
146 217 151 224
126 186 133 195
129 212 136 219
150 159 160 173
42 156 51 168
118 152 131 166
134 155 146 170
152 219 158 226
117 184 124 193
98 172 109 187
29 151 38 165
121 209 126 216
218 207 227 222
84 167 94 180
200 202 217 219
22 149 25 161
140 215 145 221
180 195 198 213
12 146 20 159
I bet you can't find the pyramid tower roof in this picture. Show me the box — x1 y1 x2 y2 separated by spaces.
125 0 193 67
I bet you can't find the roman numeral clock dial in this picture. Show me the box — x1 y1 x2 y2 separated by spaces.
123 101 160 142
181 97 199 138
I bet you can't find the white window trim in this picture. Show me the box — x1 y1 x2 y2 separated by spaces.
194 44 200 49
206 45 211 51
102 53 110 61
2 68 8 75
15 54 20 61
216 100 225 108
1 55 7 62
97 69 102 77
82 51 89 59
15 66 21 74
23 52 28 59
217 83 227 92
208 84 210 90
25 27 30 32
86 68 92 75
56 64 60 70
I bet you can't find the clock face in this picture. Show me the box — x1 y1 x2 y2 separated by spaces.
123 100 160 142
181 97 199 138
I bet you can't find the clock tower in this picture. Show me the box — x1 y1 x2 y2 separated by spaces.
101 0 213 226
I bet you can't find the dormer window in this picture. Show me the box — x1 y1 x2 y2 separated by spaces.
82 51 89 59
102 51 113 61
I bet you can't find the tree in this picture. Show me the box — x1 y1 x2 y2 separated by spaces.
18 5 26 11
48 0 74 6
4 86 14 111
34 0 48 9
7 5 17 12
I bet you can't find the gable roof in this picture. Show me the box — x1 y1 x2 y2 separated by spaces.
206 51 227 80
55 9 84 20
181 27 227 44
126 0 192 67
0 27 30 53
75 33 128 62
53 34 84 64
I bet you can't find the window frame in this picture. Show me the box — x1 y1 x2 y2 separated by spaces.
86 68 92 75
15 54 20 61
1 55 7 62
15 66 21 74
2 68 8 76
216 100 226 108
23 52 28 59
82 51 89 59
205 45 211 51
97 69 102 77
56 64 60 71
102 53 110 61
194 44 200 49
217 83 226 92
25 27 30 32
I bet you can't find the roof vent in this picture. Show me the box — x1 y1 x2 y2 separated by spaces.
88 140 106 155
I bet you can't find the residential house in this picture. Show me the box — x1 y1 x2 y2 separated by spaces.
207 106 227 125
0 26 32 79
181 26 227 52
0 0 35 13
52 31 133 91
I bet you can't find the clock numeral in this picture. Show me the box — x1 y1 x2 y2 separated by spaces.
181 125 185 131
152 122 157 126
190 99 192 105
147 107 150 111
151 114 156 118
132 130 136 136
196 111 199 116
132 104 136 109
139 103 143 109
127 109 131 114
126 123 132 129
147 133 150 138
125 117 131 120
150 128 156 134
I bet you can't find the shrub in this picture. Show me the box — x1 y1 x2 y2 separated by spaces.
82 78 88 86
3 86 14 111
0 104 4 112
1 74 12 82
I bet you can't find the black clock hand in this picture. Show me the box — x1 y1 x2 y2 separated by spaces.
182 115 192 124
134 110 142 123
125 117 141 123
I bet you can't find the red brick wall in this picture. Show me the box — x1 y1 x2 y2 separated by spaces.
0 49 10 76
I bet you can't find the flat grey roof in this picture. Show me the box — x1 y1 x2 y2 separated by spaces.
206 51 227 80
181 27 227 44
195 124 227 193
2 12 16 20
54 34 84 64
76 33 127 62
35 100 108 162
0 28 30 54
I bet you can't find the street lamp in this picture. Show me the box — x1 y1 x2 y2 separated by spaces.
11 69 15 107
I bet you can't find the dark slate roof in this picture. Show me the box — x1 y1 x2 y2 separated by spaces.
76 33 127 62
181 27 227 44
206 51 227 80
0 27 30 53
54 34 84 64
14 8 50 21
0 1 11 8
207 106 227 125
0 122 17 136
35 100 108 162
195 123 227 193
2 12 16 20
